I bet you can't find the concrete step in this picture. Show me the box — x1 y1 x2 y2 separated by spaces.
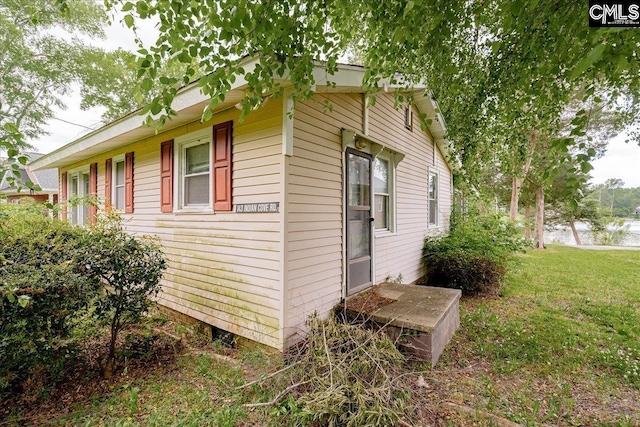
340 283 461 366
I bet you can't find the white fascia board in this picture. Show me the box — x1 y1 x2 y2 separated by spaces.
31 56 262 171
413 90 460 172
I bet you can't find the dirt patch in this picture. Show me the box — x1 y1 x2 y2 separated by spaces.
342 288 396 314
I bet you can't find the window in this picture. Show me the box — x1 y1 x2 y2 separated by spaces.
429 171 438 226
374 157 394 231
67 169 90 225
163 121 233 212
183 141 210 206
175 129 211 210
105 153 134 212
113 157 126 210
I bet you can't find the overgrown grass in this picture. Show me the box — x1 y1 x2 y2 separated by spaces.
3 246 639 426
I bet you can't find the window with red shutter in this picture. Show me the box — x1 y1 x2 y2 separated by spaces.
125 152 134 213
212 121 232 211
160 140 174 212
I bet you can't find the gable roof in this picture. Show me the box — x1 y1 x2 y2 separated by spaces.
0 152 59 193
30 57 456 172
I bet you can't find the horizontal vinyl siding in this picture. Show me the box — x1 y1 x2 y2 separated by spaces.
368 93 452 285
284 93 363 342
61 101 284 348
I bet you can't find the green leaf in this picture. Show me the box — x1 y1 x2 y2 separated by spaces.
124 14 134 28
569 199 578 210
580 162 594 173
404 1 415 17
202 107 213 122
570 43 606 79
18 295 30 308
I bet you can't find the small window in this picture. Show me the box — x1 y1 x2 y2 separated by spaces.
176 129 211 210
374 157 394 231
429 171 438 226
114 159 125 210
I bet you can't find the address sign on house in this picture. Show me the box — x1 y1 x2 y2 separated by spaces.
235 202 280 213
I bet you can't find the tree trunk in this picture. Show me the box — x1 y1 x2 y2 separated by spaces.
524 205 532 240
509 131 537 221
509 176 521 220
569 220 582 245
534 186 545 250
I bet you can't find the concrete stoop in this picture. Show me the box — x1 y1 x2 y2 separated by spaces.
340 283 462 366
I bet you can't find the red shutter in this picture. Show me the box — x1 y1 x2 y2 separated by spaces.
125 152 134 213
89 163 98 223
104 158 112 211
160 140 174 213
60 171 67 220
212 121 232 211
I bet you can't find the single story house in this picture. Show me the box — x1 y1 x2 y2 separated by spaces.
0 152 59 204
31 58 455 350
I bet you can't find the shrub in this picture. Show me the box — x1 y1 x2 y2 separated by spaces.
0 203 100 391
422 208 527 295
79 212 166 376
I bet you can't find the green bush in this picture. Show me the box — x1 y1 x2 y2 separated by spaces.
0 203 100 391
422 209 527 295
79 212 166 376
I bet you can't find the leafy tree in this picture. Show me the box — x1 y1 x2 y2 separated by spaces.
0 0 107 188
77 48 204 123
544 163 604 245
0 0 163 188
104 0 639 221
594 183 640 217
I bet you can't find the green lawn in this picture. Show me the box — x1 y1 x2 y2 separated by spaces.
3 246 640 426
435 246 640 426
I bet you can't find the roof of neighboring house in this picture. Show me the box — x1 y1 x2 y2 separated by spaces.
30 57 457 172
0 152 59 194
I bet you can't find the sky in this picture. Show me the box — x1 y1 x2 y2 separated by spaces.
29 12 640 188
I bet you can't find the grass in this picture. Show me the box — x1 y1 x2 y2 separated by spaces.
434 245 640 426
2 245 639 426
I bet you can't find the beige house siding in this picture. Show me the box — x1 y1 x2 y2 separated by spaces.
55 88 453 350
60 101 285 348
284 93 363 342
367 94 452 286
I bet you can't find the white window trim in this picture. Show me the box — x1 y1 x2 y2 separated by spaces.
428 169 439 228
67 165 90 226
111 154 126 211
174 128 212 213
373 154 397 236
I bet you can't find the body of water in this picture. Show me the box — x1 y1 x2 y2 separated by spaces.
545 220 640 247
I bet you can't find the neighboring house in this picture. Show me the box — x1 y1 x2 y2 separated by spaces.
0 152 59 204
30 58 455 350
